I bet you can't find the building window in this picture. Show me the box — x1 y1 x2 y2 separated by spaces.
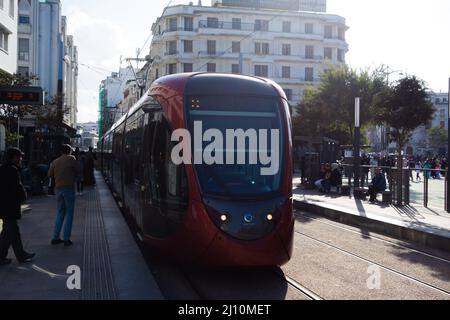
440 109 446 118
183 40 193 53
207 40 216 55
166 41 177 55
0 29 8 52
284 89 293 101
184 17 194 31
183 63 193 73
18 38 29 61
255 42 269 55
231 64 239 74
232 18 241 30
338 27 345 40
305 46 314 59
305 67 314 82
255 19 269 31
282 44 291 56
232 41 240 53
441 121 446 128
324 47 333 60
254 65 268 77
337 49 344 62
17 67 29 76
207 63 216 72
282 21 291 33
155 68 159 79
305 23 314 34
207 17 219 28
282 66 291 78
324 25 333 38
19 15 30 24
436 98 441 104
9 0 14 17
167 63 177 75
0 0 3 10
167 18 177 32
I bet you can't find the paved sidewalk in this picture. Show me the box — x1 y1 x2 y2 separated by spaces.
0 172 164 300
293 176 450 252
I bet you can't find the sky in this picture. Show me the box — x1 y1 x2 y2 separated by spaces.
60 0 450 123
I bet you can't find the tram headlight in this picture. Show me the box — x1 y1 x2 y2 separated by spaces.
221 214 230 223
266 213 274 221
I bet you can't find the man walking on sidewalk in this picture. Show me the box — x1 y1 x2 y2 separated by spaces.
48 145 81 247
0 148 36 265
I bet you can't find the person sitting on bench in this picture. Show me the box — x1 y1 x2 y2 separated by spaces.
329 163 343 192
367 167 387 203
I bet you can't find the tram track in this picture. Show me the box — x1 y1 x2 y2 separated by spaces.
272 269 323 300
294 230 450 297
294 210 450 265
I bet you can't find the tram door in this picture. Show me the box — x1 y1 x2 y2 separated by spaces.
141 111 188 239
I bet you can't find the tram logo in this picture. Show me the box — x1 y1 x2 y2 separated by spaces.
171 121 280 176
244 213 255 223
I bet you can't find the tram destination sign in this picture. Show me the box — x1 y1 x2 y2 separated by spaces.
0 85 45 106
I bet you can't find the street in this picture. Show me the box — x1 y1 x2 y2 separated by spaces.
149 210 450 300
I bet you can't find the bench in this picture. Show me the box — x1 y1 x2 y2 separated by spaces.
380 191 393 204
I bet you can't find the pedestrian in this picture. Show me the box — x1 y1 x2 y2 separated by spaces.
48 145 81 247
83 147 97 186
0 148 36 265
366 167 387 203
76 151 85 196
415 161 422 181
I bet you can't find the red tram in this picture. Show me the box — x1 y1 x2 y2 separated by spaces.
100 73 294 266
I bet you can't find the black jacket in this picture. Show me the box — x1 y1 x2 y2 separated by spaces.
0 162 27 220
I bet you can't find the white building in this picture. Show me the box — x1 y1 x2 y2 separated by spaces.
0 0 18 74
404 92 449 156
16 0 78 130
148 0 348 105
17 0 39 80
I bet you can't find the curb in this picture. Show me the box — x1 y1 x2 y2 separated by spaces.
294 200 450 253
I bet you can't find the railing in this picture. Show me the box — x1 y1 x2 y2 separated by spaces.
338 164 448 210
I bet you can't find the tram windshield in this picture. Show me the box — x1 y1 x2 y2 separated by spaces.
187 95 284 199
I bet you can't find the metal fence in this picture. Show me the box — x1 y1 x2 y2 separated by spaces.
339 164 448 211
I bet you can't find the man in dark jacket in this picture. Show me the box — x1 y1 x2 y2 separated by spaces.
0 148 36 265
367 167 387 203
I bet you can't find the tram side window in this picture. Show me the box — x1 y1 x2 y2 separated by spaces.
151 116 188 212
124 114 144 185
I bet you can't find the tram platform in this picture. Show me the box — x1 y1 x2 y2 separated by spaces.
0 172 163 300
293 176 450 253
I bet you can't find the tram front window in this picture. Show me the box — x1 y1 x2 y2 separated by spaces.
187 95 284 199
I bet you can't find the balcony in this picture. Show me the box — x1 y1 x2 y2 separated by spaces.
18 24 31 34
199 20 255 32
164 50 179 56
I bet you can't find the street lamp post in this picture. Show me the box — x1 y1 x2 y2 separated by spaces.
354 97 361 189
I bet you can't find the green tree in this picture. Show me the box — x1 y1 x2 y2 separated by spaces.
428 126 448 152
373 76 435 156
293 65 387 145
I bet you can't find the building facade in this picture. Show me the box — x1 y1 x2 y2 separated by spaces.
404 92 449 156
147 0 348 105
0 0 18 74
17 0 39 80
98 66 135 136
16 0 78 130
